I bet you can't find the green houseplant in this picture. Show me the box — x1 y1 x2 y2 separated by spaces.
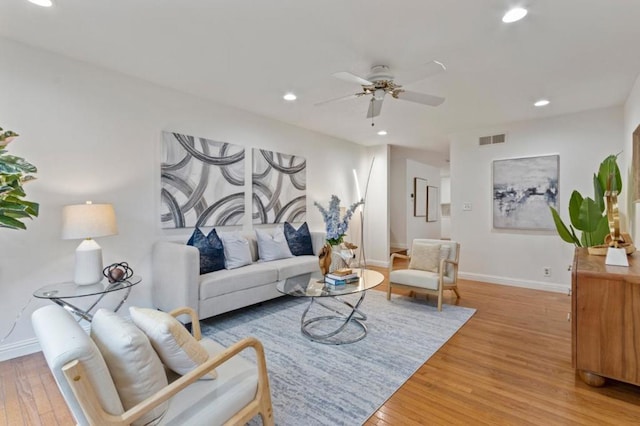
0 126 39 230
549 154 621 247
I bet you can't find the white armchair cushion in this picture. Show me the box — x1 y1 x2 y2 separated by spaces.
129 307 217 380
218 232 253 269
255 226 294 261
409 243 441 272
32 305 124 425
91 309 168 426
390 269 441 290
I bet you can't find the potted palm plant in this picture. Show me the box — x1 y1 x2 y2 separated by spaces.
549 154 621 248
0 126 39 230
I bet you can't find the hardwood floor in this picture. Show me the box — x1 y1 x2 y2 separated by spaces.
2 263 640 425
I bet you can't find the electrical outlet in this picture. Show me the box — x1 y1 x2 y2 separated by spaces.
462 202 472 211
543 267 551 277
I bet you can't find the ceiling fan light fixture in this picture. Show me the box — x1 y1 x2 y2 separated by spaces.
373 89 386 101
283 92 297 101
27 0 53 6
534 99 550 107
502 7 528 23
377 130 388 136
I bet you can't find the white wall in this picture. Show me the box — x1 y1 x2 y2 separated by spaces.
440 175 451 239
0 38 370 360
624 74 640 242
389 146 446 249
405 159 441 245
450 106 624 293
363 145 389 267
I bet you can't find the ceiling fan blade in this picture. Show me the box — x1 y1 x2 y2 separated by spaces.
314 92 364 106
367 98 383 118
394 90 445 107
332 71 373 86
423 60 447 78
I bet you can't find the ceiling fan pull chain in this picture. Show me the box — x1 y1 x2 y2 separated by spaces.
371 99 375 127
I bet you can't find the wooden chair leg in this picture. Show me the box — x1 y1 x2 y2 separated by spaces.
386 284 392 300
452 287 461 298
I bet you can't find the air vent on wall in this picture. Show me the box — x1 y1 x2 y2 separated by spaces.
479 133 506 146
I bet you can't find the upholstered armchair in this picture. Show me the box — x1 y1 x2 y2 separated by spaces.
387 239 460 311
32 304 274 426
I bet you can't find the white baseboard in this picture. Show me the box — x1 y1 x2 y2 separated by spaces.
0 337 42 362
459 272 569 294
366 259 389 268
390 243 408 250
0 323 90 362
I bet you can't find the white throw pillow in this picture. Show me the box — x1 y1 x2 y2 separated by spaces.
409 243 441 272
256 227 294 262
129 307 216 380
218 231 253 269
90 309 168 426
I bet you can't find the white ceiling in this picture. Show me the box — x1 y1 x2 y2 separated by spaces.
2 1 640 154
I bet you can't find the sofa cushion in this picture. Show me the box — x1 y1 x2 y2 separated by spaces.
218 232 252 269
187 228 225 274
272 255 320 281
129 307 217 379
256 226 294 261
91 309 168 426
199 262 279 300
283 222 314 256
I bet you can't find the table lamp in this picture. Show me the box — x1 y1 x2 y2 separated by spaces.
62 202 118 285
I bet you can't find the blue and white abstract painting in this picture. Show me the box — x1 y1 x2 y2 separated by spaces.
160 131 245 228
493 154 559 230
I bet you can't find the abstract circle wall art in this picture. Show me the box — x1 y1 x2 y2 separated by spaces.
161 131 245 228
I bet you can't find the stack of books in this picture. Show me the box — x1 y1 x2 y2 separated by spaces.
324 269 359 287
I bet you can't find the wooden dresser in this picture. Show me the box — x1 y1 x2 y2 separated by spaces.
572 248 640 386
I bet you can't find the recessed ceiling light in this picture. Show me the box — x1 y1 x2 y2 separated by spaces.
534 99 550 107
28 0 53 7
502 7 528 23
283 93 297 101
377 130 387 136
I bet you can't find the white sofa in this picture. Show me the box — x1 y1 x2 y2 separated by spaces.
152 231 325 320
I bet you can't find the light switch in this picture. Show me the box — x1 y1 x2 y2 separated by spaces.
463 202 472 211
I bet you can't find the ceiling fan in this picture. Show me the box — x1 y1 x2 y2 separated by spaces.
316 62 446 119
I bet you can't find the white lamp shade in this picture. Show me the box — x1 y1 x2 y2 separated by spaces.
62 203 118 240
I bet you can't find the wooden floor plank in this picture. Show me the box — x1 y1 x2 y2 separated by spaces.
1 261 640 425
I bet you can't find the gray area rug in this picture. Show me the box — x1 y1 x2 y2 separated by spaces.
200 290 476 425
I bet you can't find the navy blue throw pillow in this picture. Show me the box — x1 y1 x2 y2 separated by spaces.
187 228 225 274
284 222 314 256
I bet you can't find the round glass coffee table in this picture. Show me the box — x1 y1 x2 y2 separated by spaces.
33 276 142 322
277 268 384 345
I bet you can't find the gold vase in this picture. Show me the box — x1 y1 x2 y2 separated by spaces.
318 243 332 275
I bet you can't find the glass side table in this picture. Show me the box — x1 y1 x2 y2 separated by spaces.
33 276 141 322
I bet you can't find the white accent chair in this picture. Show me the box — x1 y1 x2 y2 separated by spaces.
387 239 460 311
32 304 274 426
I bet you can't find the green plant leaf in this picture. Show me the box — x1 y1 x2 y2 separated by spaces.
597 154 622 193
578 197 602 233
568 225 581 246
0 213 27 230
550 207 580 245
593 173 604 213
591 215 611 246
568 191 584 228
